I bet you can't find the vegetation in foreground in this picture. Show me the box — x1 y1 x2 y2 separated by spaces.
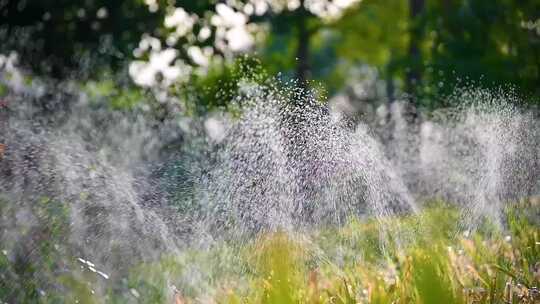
1 199 539 303
215 204 539 304
164 201 537 304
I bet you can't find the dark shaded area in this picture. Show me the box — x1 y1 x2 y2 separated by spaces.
0 0 165 78
1 0 540 105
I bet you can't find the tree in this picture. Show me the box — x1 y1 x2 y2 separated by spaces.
423 0 540 105
405 0 425 98
333 0 540 108
129 0 359 91
0 0 165 78
333 0 409 101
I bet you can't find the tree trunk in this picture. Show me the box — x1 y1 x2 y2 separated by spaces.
295 0 311 89
405 0 424 98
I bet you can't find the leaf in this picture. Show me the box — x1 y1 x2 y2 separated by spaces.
491 264 531 289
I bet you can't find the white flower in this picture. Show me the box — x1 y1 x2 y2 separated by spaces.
225 26 254 52
188 46 210 67
165 7 196 37
198 26 212 41
96 7 108 19
214 4 247 27
251 0 269 15
129 48 190 87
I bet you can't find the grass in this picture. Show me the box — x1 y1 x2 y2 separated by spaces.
122 201 539 304
208 205 537 304
1 199 539 303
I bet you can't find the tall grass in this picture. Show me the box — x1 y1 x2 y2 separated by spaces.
1 200 539 303
211 203 539 304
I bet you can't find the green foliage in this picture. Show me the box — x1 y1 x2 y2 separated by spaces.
111 203 538 304
334 0 409 69
1 199 539 303
0 197 102 303
0 0 165 77
415 0 540 105
410 247 462 304
0 82 7 97
172 56 268 115
3 0 539 108
218 203 539 304
82 78 145 110
328 0 540 105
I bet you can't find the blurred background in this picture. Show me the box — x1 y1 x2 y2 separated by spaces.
1 2 540 302
1 0 539 114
